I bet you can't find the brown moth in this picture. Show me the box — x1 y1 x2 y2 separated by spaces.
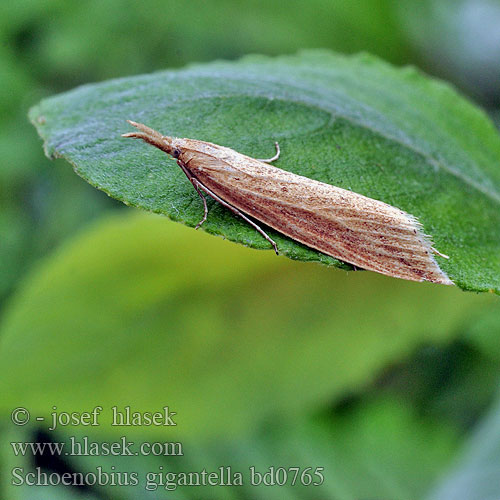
123 121 453 285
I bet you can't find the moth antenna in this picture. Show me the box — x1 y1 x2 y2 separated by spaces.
125 120 160 136
122 120 173 154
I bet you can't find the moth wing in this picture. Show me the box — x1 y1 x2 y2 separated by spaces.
188 159 451 285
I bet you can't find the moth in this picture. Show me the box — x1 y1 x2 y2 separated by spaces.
123 121 452 285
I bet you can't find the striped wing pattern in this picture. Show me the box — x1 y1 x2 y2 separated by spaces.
180 140 452 285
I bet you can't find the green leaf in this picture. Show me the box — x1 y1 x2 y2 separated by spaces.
0 212 496 438
29 51 500 292
493 110 500 130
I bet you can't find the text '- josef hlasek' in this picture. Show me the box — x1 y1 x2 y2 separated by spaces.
10 406 177 431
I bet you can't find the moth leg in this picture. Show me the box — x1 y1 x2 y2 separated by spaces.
191 178 279 255
192 184 209 229
177 160 208 229
431 246 450 259
257 142 280 163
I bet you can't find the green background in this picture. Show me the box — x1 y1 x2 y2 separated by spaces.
1 1 500 499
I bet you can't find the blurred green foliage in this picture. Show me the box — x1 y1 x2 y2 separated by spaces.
27 399 460 499
1 0 500 498
1 213 499 499
428 393 500 500
397 0 500 106
2 213 497 435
